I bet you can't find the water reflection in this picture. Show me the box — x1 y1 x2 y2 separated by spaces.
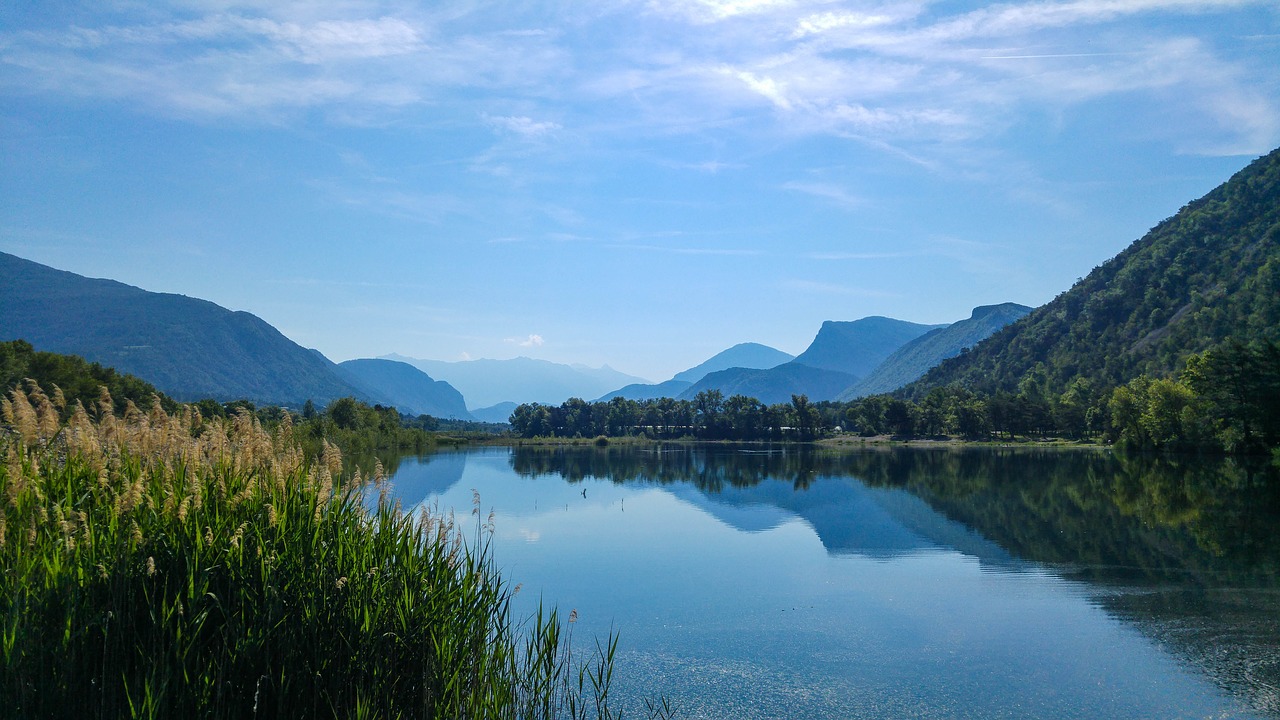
387 444 1280 718
508 445 1280 581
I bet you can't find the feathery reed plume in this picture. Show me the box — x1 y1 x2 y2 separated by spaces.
49 384 66 413
7 387 38 445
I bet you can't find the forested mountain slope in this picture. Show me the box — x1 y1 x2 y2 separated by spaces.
0 252 363 405
911 148 1280 396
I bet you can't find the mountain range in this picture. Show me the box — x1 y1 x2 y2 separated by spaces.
672 343 796 383
679 317 944 404
599 342 795 402
841 303 1033 399
0 249 1034 415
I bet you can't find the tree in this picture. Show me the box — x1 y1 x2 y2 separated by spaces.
724 395 766 439
327 397 361 430
1183 340 1280 453
790 394 821 441
693 390 725 439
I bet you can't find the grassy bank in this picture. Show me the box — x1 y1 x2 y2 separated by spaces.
1 383 657 719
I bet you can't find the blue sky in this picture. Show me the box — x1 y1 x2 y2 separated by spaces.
2 1 1278 382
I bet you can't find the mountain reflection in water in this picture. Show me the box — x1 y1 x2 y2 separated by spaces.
385 444 1280 718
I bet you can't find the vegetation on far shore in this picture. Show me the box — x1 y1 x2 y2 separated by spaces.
508 339 1280 457
0 380 673 719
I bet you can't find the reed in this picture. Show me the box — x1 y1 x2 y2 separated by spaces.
1 381 663 719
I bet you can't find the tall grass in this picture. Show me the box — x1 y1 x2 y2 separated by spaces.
1 381 664 719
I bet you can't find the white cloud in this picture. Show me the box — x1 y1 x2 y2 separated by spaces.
647 0 801 23
728 69 793 110
792 11 896 39
507 334 545 347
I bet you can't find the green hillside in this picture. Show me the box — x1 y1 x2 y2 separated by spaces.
912 148 1280 396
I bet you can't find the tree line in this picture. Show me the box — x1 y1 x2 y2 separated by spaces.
510 340 1280 456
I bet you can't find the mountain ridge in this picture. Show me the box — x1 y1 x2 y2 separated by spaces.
0 252 363 406
672 343 795 384
841 303 1033 399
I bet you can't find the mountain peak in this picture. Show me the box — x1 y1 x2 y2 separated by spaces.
794 316 945 377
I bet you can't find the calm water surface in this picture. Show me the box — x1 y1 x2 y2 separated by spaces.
382 445 1280 719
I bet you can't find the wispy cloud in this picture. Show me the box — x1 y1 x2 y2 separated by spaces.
310 178 470 224
0 0 1274 156
482 113 562 138
781 181 864 208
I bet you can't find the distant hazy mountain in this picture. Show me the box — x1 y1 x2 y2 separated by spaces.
382 354 650 408
0 252 362 405
597 342 792 401
597 379 694 402
470 402 519 424
841 303 1033 399
679 363 858 405
336 359 474 420
792 317 945 377
676 316 941 404
672 343 794 383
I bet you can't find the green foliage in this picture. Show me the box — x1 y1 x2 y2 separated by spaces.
293 397 444 459
0 339 177 417
509 394 828 442
1183 340 1280 453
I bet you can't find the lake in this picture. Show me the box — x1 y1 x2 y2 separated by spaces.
380 444 1280 719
